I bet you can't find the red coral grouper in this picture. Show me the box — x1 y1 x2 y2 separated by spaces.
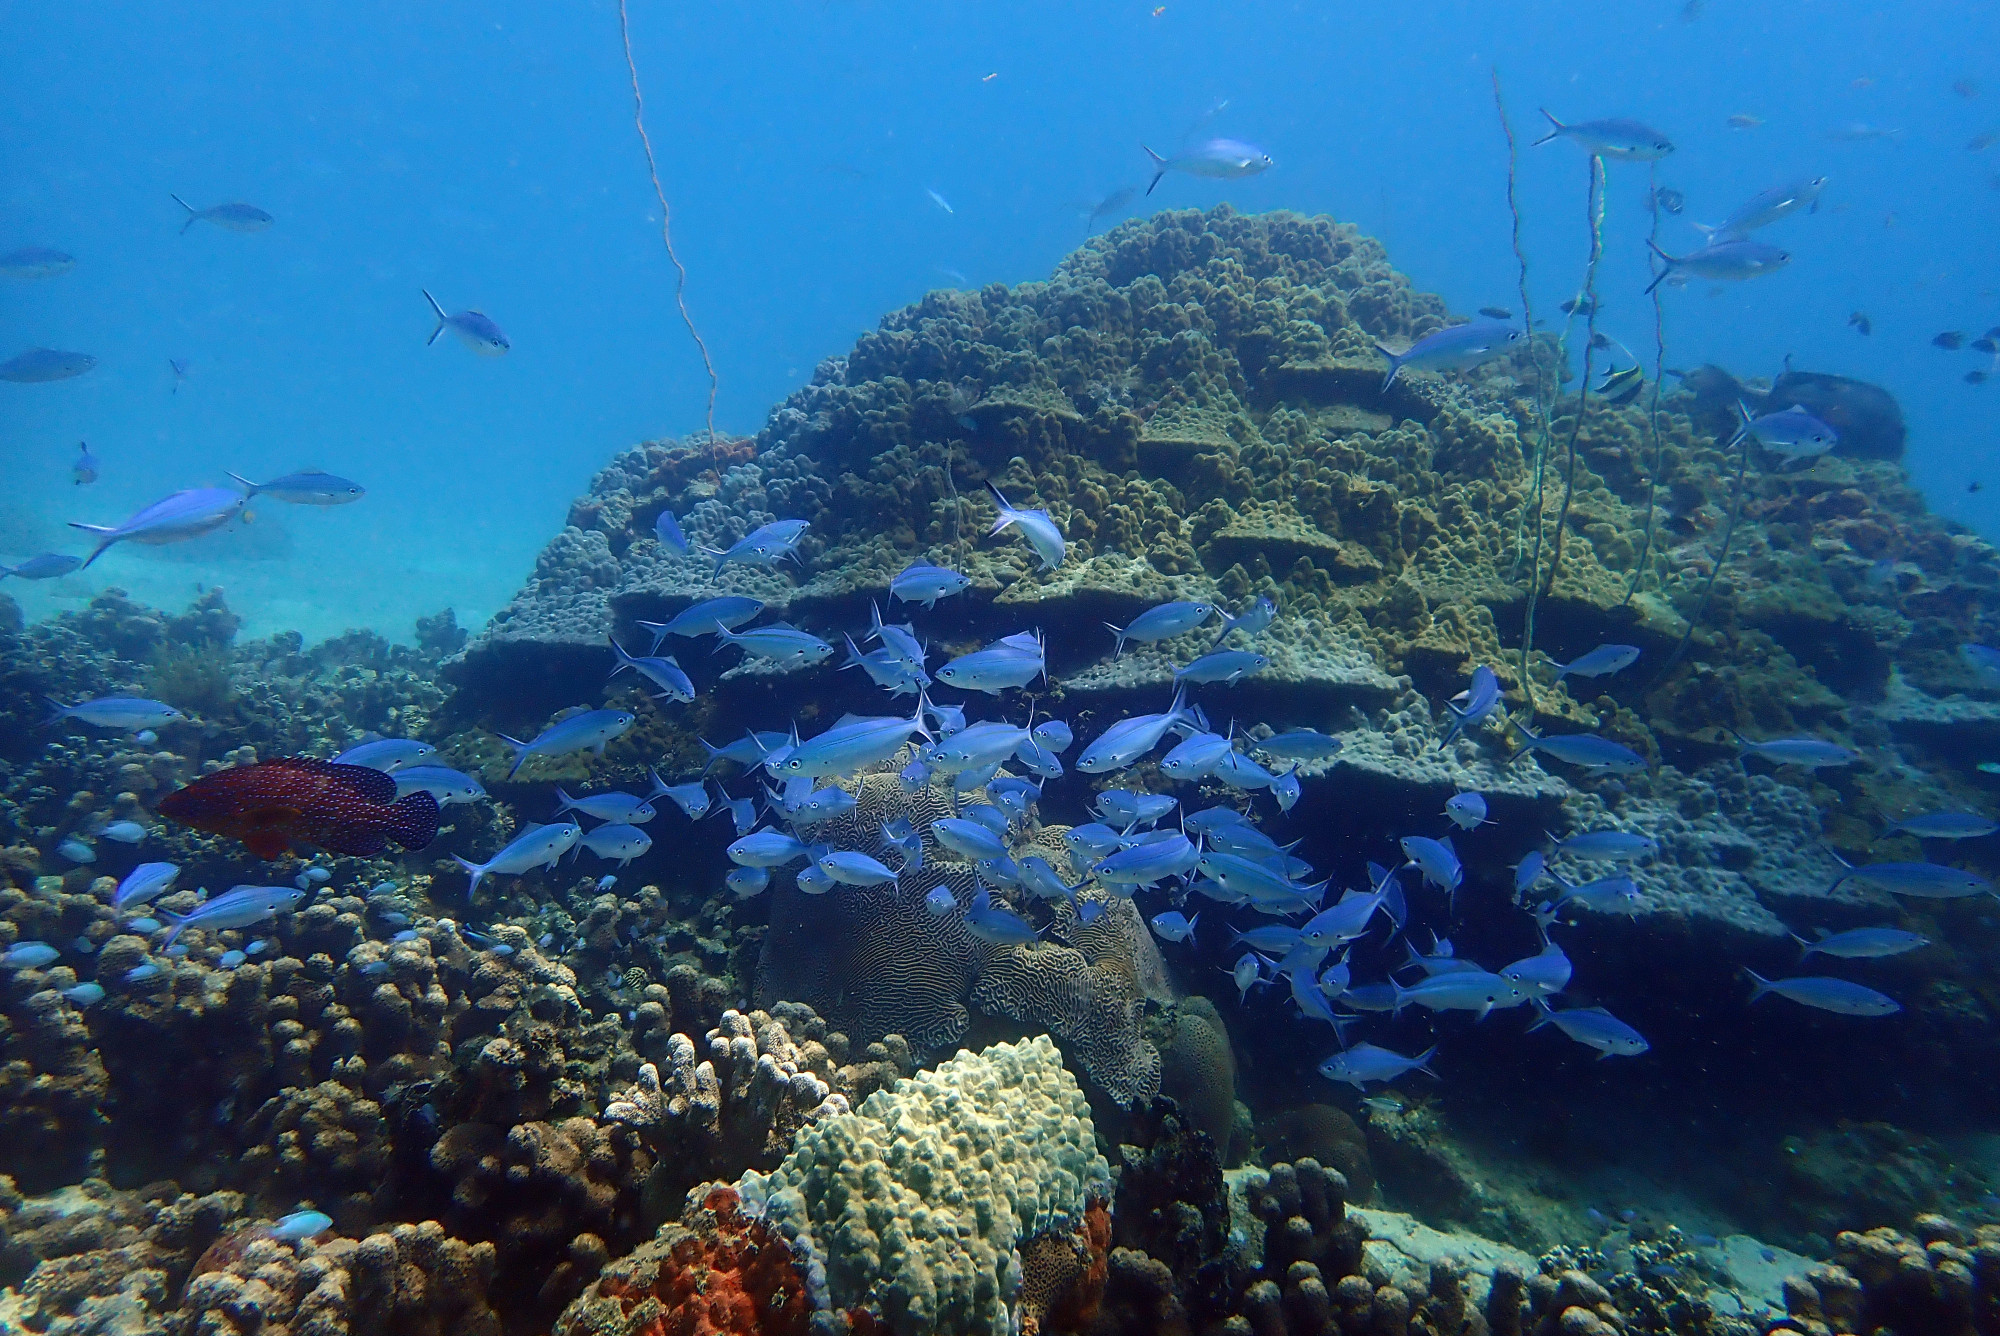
159 757 440 860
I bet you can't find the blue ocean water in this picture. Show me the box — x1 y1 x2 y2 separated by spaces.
7 0 1995 639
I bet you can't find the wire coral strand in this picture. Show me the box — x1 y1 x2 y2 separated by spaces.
1624 164 1670 606
1661 414 1750 673
618 0 720 442
1543 154 1606 593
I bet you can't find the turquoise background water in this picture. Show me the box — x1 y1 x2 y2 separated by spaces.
5 0 1996 640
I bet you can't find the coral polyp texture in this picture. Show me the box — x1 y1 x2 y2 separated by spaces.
740 1034 1111 1336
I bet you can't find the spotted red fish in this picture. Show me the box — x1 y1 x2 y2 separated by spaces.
159 757 440 860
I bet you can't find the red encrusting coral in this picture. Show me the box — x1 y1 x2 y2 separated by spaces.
1019 1197 1113 1336
589 1186 809 1336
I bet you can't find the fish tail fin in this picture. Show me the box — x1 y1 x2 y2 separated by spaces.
158 909 189 949
1744 968 1774 1003
386 790 440 852
841 633 868 670
1530 109 1564 147
171 194 197 234
909 693 935 743
984 482 1016 534
1414 1044 1440 1077
225 471 261 497
453 854 487 900
67 523 120 569
41 696 71 728
1142 144 1167 195
422 289 448 346
1104 622 1128 659
1643 240 1677 295
1374 343 1402 391
497 733 532 780
1789 931 1819 958
1527 998 1554 1031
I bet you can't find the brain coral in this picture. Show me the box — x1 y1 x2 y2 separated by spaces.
742 1034 1111 1336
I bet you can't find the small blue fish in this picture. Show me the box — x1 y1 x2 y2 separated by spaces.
639 597 765 649
1400 835 1462 895
727 829 810 868
580 823 652 866
890 562 972 609
933 817 1008 861
1550 829 1657 862
1031 719 1073 752
1211 596 1277 648
1063 824 1124 860
394 766 488 806
715 623 836 670
267 1210 333 1241
220 948 250 967
985 483 1066 570
1271 766 1301 813
1376 320 1522 391
226 470 365 505
3 942 59 969
0 246 76 280
1106 602 1218 658
1646 238 1789 294
882 818 924 872
124 963 161 983
1149 910 1198 943
422 289 509 354
46 696 186 732
702 519 810 575
1443 794 1489 831
1439 666 1501 749
1507 722 1648 773
1077 687 1198 773
1554 644 1641 682
1829 860 1992 899
699 730 791 773
160 885 312 947
1792 925 1930 960
1529 1002 1649 1056
496 709 636 780
63 982 105 1007
1531 111 1674 160
555 789 656 824
843 635 930 696
1076 897 1107 925
1174 650 1269 686
924 884 958 917
114 863 181 912
0 347 96 382
726 865 771 898
964 889 1039 944
100 820 146 844
935 633 1046 693
650 772 713 820
1513 850 1548 896
0 552 84 581
73 441 99 484
929 701 968 736
1746 971 1900 1016
777 703 932 780
788 786 858 829
1013 739 1064 780
1887 812 1999 841
1696 176 1830 239
1552 872 1643 915
655 509 690 554
299 866 331 884
57 838 95 864
1160 731 1234 781
70 488 245 567
1317 1041 1438 1089
333 739 437 772
174 195 274 233
1502 944 1573 997
1728 401 1838 462
899 759 931 791
608 640 696 703
1142 138 1274 194
1257 729 1342 761
1732 733 1857 769
453 822 584 897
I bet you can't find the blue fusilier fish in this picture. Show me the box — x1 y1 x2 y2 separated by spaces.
1317 1041 1437 1090
964 889 1040 945
0 348 95 382
1394 970 1531 1019
1551 871 1643 914
1531 111 1675 160
581 824 652 864
1696 176 1830 239
1106 601 1218 658
702 519 810 575
1077 686 1199 773
655 510 689 554
1257 729 1342 761
334 739 436 772
1792 925 1930 960
1095 789 1177 830
1728 401 1839 466
842 635 929 696
1209 748 1276 791
0 553 84 581
924 884 958 916
1013 740 1063 780
933 817 1008 861
1506 721 1648 773
1959 644 2000 684
924 720 1030 775
73 441 99 484
1272 766 1301 812
1549 829 1658 862
1031 720 1072 752
1230 924 1302 957
1160 731 1234 780
797 864 835 894
46 696 185 732
1142 138 1274 194
1528 1002 1649 1057
1502 943 1572 997
786 786 857 830
1174 650 1269 686
776 702 932 780
1298 890 1387 950
715 623 835 670
173 195 274 233
1439 666 1501 749
1091 833 1199 891
812 848 898 887
1211 596 1277 648
111 861 180 912
984 483 1066 570
1147 910 1198 943
454 821 583 896
1513 850 1544 897
70 487 246 567
1645 238 1789 294
929 700 968 736
267 1210 333 1242
1062 823 1124 861
0 246 76 279
1376 320 1522 391
1829 860 1992 899
608 640 696 703
160 884 312 948
64 983 105 1007
716 789 758 835
422 289 509 354
890 561 971 609
1746 971 1900 1016
935 632 1045 693
226 470 365 505
726 866 770 898
699 731 788 773
882 818 924 872
1400 835 1463 896
1887 812 1999 841
1732 732 1857 769
727 828 810 868
1554 644 1641 682
1227 952 1268 1003
1018 856 1077 902
638 597 764 649
1443 794 1490 831
496 708 636 780
865 604 927 671
555 788 656 824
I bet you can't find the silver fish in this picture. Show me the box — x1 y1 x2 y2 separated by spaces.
1507 722 1648 773
0 348 96 382
580 823 652 865
1727 403 1838 462
1733 733 1857 769
1886 812 1999 841
1211 595 1277 648
1376 321 1521 391
160 884 310 947
1317 1041 1437 1089
1257 728 1343 761
638 597 765 649
727 828 810 868
1549 829 1658 862
1697 176 1830 238
890 561 972 609
0 553 83 581
609 639 696 702
1440 666 1502 748
226 470 365 505
1076 687 1198 773
776 702 931 780
1083 185 1138 233
1528 1002 1649 1056
111 862 180 912
73 441 99 484
655 510 689 554
964 889 1039 945
843 635 930 696
985 483 1065 570
173 195 273 233
703 519 810 575
1394 970 1532 1018
1554 644 1641 681
70 487 246 567
393 765 488 806
1792 926 1930 960
1142 138 1274 194
422 289 509 354
1830 860 1992 899
935 633 1045 693
714 623 835 670
333 739 436 772
555 788 657 824
1532 111 1675 160
45 696 185 731
1746 970 1899 1016
1106 601 1218 658
1174 649 1269 686
496 708 636 779
453 822 583 897
0 246 76 280
1646 238 1789 294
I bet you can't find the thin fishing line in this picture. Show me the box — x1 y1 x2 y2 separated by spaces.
618 0 720 442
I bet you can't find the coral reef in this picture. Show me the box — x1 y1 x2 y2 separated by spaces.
1777 1214 2000 1336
